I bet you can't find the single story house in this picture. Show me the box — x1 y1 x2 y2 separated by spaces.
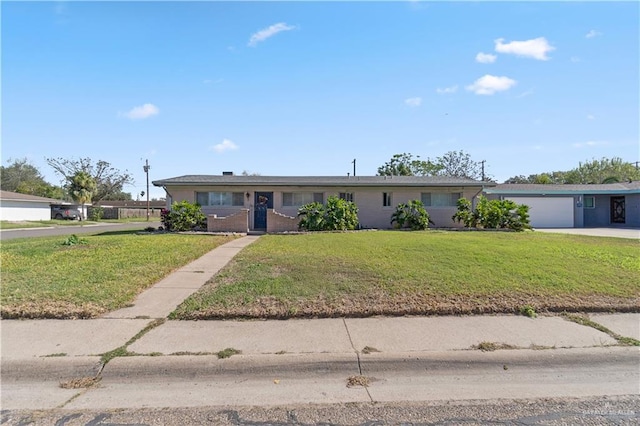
0 190 63 221
484 182 640 228
152 174 494 232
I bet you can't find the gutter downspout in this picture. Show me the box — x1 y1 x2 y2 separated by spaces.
161 186 173 208
471 185 485 210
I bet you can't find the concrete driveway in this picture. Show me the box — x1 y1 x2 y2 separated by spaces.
535 227 640 239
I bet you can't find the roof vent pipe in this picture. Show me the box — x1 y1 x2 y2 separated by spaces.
222 171 234 176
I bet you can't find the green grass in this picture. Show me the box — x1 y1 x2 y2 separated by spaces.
1 233 238 318
172 231 640 319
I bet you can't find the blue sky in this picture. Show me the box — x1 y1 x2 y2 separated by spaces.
2 1 638 199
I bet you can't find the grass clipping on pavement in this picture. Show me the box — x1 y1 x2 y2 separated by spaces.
172 231 640 319
1 232 238 319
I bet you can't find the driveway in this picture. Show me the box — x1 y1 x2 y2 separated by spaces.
535 227 640 239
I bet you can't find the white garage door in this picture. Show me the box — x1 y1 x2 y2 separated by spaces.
507 197 574 228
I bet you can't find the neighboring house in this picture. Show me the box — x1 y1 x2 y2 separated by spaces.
0 190 62 221
152 174 494 232
485 182 640 228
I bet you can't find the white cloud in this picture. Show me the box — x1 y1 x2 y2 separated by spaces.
494 37 555 60
248 23 296 47
570 56 581 63
586 30 602 39
404 97 422 107
210 139 238 153
587 114 595 120
121 103 159 120
573 140 606 148
466 75 516 95
436 85 458 94
516 88 534 98
475 52 497 64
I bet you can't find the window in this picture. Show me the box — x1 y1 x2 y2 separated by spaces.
383 192 392 207
282 192 323 207
421 192 461 207
195 192 244 206
339 192 354 202
584 196 595 209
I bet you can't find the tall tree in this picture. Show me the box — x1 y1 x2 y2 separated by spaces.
435 150 484 180
377 153 442 176
377 151 485 180
504 157 640 184
67 171 96 220
1 158 65 199
46 157 134 203
566 157 640 184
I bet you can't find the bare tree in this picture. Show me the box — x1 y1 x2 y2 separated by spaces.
46 157 134 203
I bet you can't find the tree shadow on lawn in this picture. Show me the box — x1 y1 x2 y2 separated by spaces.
92 230 145 237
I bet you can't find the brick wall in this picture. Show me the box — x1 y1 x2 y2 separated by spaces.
207 209 249 233
267 209 299 233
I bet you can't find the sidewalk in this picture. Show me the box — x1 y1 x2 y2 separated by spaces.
2 235 639 410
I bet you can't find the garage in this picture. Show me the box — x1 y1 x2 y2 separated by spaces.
507 197 574 228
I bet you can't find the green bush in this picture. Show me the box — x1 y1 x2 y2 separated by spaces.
452 196 530 231
298 196 359 231
88 206 104 221
162 201 207 232
390 200 431 230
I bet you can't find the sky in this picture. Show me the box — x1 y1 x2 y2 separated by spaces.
2 1 639 200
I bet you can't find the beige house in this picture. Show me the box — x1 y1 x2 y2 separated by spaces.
152 174 494 233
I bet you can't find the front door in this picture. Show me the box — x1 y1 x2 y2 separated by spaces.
611 196 625 224
254 192 273 230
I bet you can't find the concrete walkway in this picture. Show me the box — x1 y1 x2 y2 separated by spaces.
2 233 639 410
103 235 261 319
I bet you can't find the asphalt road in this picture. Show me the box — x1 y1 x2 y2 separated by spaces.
2 395 638 425
0 222 156 241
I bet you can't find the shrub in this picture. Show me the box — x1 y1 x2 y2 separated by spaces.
161 201 207 232
88 206 104 221
298 196 359 231
390 200 431 230
452 196 531 231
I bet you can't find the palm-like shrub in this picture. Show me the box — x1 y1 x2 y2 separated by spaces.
391 199 431 230
298 196 359 231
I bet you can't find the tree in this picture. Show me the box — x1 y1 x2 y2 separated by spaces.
504 157 639 184
377 153 442 176
1 158 65 199
435 150 484 180
377 151 486 180
46 157 134 203
566 157 640 184
67 171 96 220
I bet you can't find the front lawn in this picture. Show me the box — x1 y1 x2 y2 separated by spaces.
1 232 237 319
172 231 640 319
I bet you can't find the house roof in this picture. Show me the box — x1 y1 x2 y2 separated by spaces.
487 181 640 195
0 190 63 204
152 175 494 188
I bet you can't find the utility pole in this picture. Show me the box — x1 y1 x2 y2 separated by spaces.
352 159 356 177
480 160 486 181
143 159 151 221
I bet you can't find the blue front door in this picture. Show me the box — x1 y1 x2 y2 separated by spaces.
254 192 273 230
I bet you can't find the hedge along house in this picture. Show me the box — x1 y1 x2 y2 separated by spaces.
484 182 640 228
152 174 494 233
